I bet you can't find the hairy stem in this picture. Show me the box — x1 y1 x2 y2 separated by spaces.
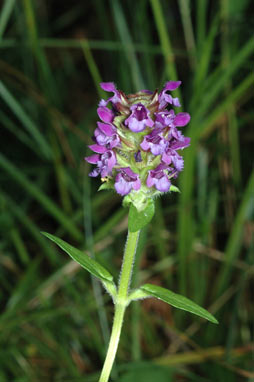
99 229 140 382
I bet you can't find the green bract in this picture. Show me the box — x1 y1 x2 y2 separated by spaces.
128 199 155 232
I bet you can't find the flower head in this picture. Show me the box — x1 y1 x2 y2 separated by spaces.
85 81 191 209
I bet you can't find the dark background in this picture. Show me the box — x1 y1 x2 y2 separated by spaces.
0 0 253 381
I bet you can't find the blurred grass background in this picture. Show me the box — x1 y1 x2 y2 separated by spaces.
0 0 253 381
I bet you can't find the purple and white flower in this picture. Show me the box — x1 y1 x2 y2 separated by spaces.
146 164 171 192
114 167 141 196
85 146 116 178
161 149 184 172
94 122 120 149
167 124 191 148
158 81 181 109
99 82 121 106
125 103 154 132
140 128 167 156
154 110 176 129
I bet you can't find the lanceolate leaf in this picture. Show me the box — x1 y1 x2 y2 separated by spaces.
141 284 218 324
128 199 155 232
42 232 114 283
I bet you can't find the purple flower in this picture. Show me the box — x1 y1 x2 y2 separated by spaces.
140 128 167 156
161 149 184 171
167 124 191 148
99 82 121 106
125 103 154 132
146 164 171 192
115 167 141 196
154 110 175 128
159 81 181 109
85 148 116 178
94 122 120 149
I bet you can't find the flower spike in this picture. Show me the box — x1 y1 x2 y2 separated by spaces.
85 81 191 211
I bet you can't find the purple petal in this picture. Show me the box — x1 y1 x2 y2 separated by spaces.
100 82 117 92
115 173 121 182
140 137 149 151
150 139 167 156
172 154 184 171
132 178 141 191
155 163 168 171
164 81 181 91
171 137 191 150
99 99 107 107
115 178 132 196
85 154 100 164
89 168 100 177
88 144 107 154
146 172 155 188
106 151 116 171
97 122 114 136
97 106 114 123
162 152 172 165
110 134 120 148
155 176 171 192
172 97 181 107
94 128 107 146
174 113 191 127
127 118 143 132
122 167 137 178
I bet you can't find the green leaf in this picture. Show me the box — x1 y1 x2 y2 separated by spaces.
128 199 155 232
42 232 114 283
140 284 218 324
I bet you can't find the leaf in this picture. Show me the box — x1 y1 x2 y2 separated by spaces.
42 232 114 283
140 284 218 324
128 199 155 232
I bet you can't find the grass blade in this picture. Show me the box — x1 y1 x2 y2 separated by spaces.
0 153 82 241
0 80 51 159
0 0 16 40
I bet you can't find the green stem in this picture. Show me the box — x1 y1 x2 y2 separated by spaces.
99 229 140 382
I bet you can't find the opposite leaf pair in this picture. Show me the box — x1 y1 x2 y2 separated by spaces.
42 232 218 324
